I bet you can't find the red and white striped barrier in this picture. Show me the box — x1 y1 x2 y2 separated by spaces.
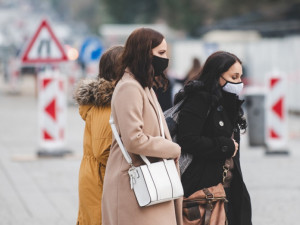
8 58 21 94
38 70 68 156
265 72 288 154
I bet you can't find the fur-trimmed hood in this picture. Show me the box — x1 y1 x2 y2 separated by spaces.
74 78 115 120
74 78 114 107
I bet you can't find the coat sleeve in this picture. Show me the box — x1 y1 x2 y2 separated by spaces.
112 81 181 159
177 93 235 160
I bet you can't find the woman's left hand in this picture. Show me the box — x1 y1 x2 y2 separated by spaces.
232 139 239 157
174 156 179 163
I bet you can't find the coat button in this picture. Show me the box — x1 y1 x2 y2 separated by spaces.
221 146 228 152
217 106 223 111
219 121 224 126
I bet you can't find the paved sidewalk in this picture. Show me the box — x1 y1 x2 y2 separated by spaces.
1 90 300 225
0 91 84 225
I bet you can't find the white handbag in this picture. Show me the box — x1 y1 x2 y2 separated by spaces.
110 103 184 207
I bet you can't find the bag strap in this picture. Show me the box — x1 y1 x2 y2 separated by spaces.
110 116 134 166
222 132 235 183
110 99 165 167
165 98 185 117
156 101 165 139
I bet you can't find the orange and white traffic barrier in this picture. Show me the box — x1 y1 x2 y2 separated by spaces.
265 71 289 154
37 69 69 156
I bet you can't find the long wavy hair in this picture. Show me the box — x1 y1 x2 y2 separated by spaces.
117 28 169 89
174 51 247 132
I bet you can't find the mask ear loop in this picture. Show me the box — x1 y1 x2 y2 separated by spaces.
220 76 228 87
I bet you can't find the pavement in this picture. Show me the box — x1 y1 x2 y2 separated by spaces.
1 76 300 225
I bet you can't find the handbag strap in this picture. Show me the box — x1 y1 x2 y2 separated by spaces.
110 99 166 167
222 132 236 183
110 116 134 166
156 100 165 139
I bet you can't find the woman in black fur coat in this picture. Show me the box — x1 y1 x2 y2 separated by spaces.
175 51 252 225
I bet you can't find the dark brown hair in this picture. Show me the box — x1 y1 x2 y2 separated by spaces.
98 46 124 81
118 28 168 89
175 51 242 104
175 51 247 132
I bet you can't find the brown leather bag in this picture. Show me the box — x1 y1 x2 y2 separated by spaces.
182 183 228 225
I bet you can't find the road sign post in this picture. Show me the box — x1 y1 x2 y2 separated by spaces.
20 19 70 157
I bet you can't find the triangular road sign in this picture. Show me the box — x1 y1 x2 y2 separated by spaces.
21 19 68 63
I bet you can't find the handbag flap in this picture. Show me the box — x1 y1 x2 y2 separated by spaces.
183 183 226 205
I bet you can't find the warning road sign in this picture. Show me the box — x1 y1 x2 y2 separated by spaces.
21 20 68 63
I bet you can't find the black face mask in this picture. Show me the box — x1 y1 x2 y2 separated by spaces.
152 55 169 77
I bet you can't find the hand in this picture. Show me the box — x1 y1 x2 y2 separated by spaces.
174 155 180 163
232 139 239 157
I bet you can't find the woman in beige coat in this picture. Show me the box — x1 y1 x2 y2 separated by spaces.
102 28 183 225
74 46 123 225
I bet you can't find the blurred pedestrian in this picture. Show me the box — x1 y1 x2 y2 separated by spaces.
175 51 252 225
171 57 202 104
153 70 174 111
102 28 182 225
74 46 124 225
183 57 202 85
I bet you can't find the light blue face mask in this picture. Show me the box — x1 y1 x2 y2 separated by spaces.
221 77 244 95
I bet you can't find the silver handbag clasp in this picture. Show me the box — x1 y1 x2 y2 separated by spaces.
128 166 139 189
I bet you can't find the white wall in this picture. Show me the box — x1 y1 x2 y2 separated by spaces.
170 36 300 111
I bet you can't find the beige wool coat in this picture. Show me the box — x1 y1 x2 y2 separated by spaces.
102 72 183 225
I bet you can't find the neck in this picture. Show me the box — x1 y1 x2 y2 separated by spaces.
124 68 134 77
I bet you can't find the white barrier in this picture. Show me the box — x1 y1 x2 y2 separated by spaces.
265 71 289 154
37 69 70 156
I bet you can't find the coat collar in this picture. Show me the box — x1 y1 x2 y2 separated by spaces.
122 71 171 140
74 78 114 107
74 78 114 121
123 70 160 121
145 87 159 119
147 87 172 140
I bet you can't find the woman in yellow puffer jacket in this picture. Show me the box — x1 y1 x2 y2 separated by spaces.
74 46 123 225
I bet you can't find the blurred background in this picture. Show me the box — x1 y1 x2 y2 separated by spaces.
0 0 300 224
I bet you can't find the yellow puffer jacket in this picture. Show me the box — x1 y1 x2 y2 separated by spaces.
74 78 114 225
